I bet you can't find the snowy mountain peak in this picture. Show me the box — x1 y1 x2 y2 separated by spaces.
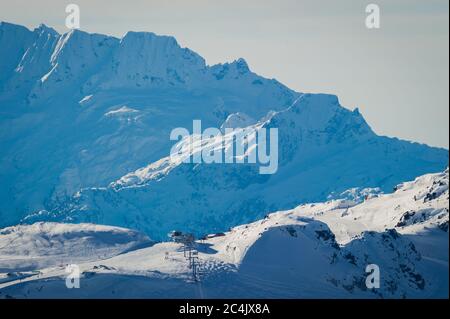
0 21 30 33
209 58 253 81
233 57 250 73
0 23 293 102
33 23 59 36
121 30 178 48
265 93 374 142
0 21 35 88
81 30 207 91
27 29 118 101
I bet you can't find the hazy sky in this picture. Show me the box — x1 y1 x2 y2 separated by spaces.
1 0 448 148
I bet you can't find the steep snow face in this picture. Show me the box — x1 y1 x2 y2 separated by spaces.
4 25 60 97
0 171 447 298
0 22 35 91
0 222 152 272
0 22 448 235
234 224 428 298
29 30 119 102
84 32 206 90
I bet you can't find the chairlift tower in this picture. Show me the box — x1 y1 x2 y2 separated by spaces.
191 255 199 281
168 230 200 281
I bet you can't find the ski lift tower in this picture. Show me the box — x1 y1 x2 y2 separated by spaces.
183 233 195 256
168 230 199 281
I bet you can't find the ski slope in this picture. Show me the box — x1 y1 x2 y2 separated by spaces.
0 170 447 298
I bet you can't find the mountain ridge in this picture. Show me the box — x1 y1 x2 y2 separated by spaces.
1 22 288 103
0 22 448 239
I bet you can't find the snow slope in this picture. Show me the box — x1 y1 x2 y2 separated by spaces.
0 170 447 298
0 222 152 272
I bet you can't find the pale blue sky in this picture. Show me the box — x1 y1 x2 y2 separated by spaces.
1 0 448 148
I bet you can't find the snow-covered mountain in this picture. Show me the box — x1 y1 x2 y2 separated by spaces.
0 222 152 272
0 22 448 242
22 93 448 240
0 170 447 298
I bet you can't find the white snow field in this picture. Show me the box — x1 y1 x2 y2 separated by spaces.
0 170 447 298
0 223 153 272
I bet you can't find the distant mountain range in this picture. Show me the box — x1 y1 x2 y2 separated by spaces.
0 22 448 240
